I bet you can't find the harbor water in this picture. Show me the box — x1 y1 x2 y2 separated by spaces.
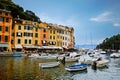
0 55 120 80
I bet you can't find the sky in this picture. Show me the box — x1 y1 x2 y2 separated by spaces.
13 0 120 46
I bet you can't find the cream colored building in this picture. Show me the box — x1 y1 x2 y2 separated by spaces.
47 23 74 49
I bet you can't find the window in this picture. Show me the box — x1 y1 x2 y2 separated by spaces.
11 40 13 44
43 28 46 32
50 36 52 39
5 26 8 32
18 39 21 44
53 36 55 39
6 18 9 22
0 26 2 31
43 34 46 38
29 39 31 44
5 36 8 42
25 39 27 44
36 28 38 32
63 36 64 40
17 32 22 37
35 40 38 45
35 33 38 37
53 30 55 34
50 30 52 33
24 26 26 30
18 25 21 30
12 26 14 30
0 11 2 14
0 17 3 22
5 12 8 16
12 33 15 36
0 35 1 42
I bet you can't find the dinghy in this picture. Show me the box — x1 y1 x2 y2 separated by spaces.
65 64 87 72
39 62 60 68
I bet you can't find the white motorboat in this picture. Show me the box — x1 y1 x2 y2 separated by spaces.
96 59 109 67
28 53 58 59
65 57 78 62
110 53 120 58
39 62 60 68
91 58 109 68
79 55 93 65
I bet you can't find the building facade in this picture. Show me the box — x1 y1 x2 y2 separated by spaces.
0 9 75 52
11 18 40 52
0 9 12 52
39 22 49 46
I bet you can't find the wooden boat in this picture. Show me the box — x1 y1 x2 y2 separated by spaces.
65 64 87 72
39 62 60 68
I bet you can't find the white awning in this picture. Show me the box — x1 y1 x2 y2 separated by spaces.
40 46 63 49
23 45 38 48
14 45 22 49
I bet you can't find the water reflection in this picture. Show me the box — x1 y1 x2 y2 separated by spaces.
0 56 120 80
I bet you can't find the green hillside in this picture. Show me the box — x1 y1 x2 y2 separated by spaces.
96 34 120 50
0 0 41 22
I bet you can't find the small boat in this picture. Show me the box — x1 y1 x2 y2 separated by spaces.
57 56 78 62
65 57 78 62
13 54 22 57
91 58 109 68
110 53 120 58
65 64 87 72
39 62 60 68
96 59 109 67
29 53 58 60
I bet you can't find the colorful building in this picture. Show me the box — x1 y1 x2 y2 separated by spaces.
47 23 75 49
48 23 57 46
11 18 40 52
39 22 49 46
0 9 12 52
0 9 75 52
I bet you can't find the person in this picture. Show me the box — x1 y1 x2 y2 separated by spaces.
62 56 66 65
92 61 97 70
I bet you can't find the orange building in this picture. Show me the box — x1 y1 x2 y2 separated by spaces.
39 22 50 46
0 9 12 52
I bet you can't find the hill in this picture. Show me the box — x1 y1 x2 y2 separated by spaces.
96 34 120 50
0 0 41 22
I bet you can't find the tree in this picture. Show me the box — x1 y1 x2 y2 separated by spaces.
96 34 120 50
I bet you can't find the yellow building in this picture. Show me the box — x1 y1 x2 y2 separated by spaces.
48 24 57 46
0 9 12 52
47 23 75 49
11 18 40 52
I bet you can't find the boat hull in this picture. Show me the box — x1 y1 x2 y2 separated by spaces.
39 62 60 68
65 64 87 72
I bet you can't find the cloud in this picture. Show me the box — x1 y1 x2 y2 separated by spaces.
113 23 120 27
90 12 112 22
90 11 120 27
38 13 80 28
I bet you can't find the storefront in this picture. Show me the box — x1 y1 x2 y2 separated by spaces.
0 44 8 52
